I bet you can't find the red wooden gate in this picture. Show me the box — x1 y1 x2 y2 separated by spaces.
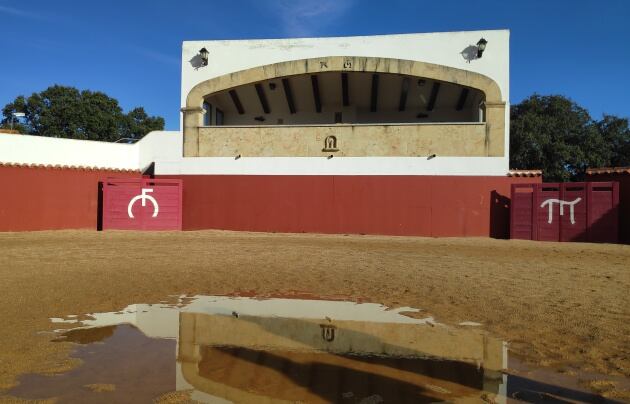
102 178 183 230
510 182 619 243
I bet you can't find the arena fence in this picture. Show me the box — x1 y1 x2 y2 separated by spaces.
510 182 619 243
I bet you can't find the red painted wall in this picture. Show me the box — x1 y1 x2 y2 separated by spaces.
160 175 541 237
0 165 140 231
0 166 541 237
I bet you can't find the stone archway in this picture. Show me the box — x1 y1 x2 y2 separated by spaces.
182 56 505 157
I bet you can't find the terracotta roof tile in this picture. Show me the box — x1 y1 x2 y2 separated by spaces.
586 167 630 175
0 162 140 173
508 169 543 177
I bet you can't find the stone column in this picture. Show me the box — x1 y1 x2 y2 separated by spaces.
484 102 506 157
181 106 204 157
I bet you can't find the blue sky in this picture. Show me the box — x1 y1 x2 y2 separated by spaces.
1 0 628 130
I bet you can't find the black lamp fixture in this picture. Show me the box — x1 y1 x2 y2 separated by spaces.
199 47 209 66
476 38 488 58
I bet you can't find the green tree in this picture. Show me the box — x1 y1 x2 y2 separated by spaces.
597 115 630 167
121 107 165 140
0 95 28 133
510 95 610 182
1 85 164 141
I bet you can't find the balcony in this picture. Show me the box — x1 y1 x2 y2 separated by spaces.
197 122 488 157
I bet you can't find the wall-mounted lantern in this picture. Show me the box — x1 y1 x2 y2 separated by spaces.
199 47 209 66
476 38 488 58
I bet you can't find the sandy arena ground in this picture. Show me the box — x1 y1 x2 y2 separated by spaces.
0 230 629 400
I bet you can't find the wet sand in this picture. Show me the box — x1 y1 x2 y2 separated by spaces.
0 230 629 399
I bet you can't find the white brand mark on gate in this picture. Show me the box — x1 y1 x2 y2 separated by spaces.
128 188 159 219
540 197 581 225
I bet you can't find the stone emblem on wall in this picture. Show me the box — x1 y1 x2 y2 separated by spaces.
343 59 353 69
322 135 339 152
320 324 336 342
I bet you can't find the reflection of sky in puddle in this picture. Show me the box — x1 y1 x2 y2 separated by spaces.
8 296 622 403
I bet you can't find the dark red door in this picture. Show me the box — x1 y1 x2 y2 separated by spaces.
102 178 183 230
510 184 535 240
587 182 619 243
560 183 587 242
535 184 561 241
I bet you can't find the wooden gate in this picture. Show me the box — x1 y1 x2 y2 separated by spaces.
510 182 619 243
102 178 183 230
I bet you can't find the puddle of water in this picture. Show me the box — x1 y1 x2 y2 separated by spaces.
7 296 623 403
10 324 175 403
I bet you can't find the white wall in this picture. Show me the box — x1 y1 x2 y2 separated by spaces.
156 156 507 176
0 133 139 170
137 131 182 171
0 131 180 172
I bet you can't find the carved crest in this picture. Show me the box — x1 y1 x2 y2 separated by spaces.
320 324 336 342
322 135 339 152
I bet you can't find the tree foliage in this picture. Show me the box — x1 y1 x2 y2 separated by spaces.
1 85 164 142
510 95 629 182
597 114 630 168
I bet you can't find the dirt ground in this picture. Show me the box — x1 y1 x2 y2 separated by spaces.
0 230 629 400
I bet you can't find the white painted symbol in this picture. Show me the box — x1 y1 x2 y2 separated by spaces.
540 197 581 225
127 188 159 219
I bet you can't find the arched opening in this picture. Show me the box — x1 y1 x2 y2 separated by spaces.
201 72 486 126
182 56 505 158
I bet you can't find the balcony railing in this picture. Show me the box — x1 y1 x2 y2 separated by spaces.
197 122 488 157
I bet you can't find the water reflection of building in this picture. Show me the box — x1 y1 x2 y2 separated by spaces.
177 311 507 403
74 296 506 402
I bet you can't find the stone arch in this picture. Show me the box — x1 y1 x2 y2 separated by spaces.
182 56 505 157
